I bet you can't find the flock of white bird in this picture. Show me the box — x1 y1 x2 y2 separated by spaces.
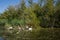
7 25 32 31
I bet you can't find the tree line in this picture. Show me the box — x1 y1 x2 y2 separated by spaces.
0 0 60 28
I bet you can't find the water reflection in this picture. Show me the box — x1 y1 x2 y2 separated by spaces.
0 37 4 40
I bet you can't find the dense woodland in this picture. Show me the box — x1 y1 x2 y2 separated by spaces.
0 0 60 40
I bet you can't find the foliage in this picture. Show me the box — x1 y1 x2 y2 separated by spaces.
0 0 60 40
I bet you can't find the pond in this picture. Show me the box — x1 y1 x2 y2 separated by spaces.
0 37 4 40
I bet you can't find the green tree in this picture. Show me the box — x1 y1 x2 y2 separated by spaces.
40 0 54 27
28 0 33 7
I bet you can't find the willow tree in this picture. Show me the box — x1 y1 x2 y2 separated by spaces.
23 7 40 30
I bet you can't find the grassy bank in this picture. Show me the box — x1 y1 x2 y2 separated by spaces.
1 28 60 40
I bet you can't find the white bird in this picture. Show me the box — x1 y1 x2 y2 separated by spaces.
29 28 32 31
8 27 13 30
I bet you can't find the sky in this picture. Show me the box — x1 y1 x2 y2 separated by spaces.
0 0 38 13
0 0 20 13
